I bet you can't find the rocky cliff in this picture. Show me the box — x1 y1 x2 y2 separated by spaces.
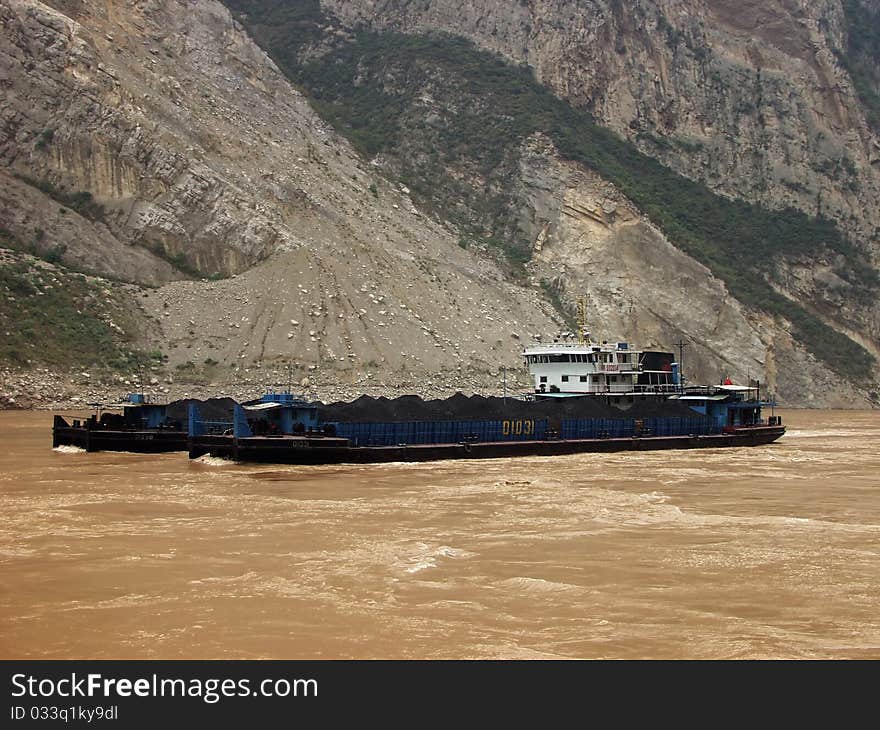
1 0 878 407
223 1 879 405
324 0 880 258
515 133 865 406
1 0 314 281
0 0 564 404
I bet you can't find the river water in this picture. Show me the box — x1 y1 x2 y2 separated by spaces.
1 409 878 659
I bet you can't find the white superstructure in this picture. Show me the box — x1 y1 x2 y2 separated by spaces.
524 340 641 394
523 300 679 397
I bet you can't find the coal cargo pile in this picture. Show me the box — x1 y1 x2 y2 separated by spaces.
316 393 703 424
165 397 236 424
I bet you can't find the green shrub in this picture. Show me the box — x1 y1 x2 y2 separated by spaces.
35 128 54 150
13 173 105 221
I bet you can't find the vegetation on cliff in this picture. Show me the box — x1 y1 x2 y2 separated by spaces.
0 250 159 371
838 0 880 134
12 173 106 222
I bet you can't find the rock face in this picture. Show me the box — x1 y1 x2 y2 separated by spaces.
1 0 879 407
324 0 880 259
0 0 312 280
310 0 880 405
0 0 565 399
515 134 868 406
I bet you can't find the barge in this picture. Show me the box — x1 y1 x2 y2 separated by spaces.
52 393 187 453
187 317 784 464
188 419 785 464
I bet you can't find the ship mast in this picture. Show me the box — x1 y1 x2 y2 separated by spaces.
674 339 686 385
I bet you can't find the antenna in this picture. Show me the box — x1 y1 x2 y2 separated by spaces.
674 339 686 381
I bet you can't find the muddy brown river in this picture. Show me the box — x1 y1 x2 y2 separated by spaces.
1 409 878 659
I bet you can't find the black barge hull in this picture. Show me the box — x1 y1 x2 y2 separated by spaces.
53 417 186 453
189 426 785 464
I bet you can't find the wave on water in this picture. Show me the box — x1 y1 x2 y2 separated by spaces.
399 544 474 574
53 445 85 454
498 576 581 593
192 455 233 467
785 429 879 441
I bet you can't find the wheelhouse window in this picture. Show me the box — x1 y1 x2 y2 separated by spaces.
561 375 569 382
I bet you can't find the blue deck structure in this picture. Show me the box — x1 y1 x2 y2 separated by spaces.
119 393 172 429
53 393 186 452
188 392 319 439
239 392 319 435
668 384 780 430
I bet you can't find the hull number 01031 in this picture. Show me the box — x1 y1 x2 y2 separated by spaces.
502 419 534 437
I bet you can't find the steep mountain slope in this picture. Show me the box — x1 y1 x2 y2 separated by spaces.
220 1 879 405
0 0 878 407
324 0 880 257
0 0 564 401
0 0 308 281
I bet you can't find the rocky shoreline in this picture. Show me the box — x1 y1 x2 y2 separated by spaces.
0 366 533 411
6 366 876 411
